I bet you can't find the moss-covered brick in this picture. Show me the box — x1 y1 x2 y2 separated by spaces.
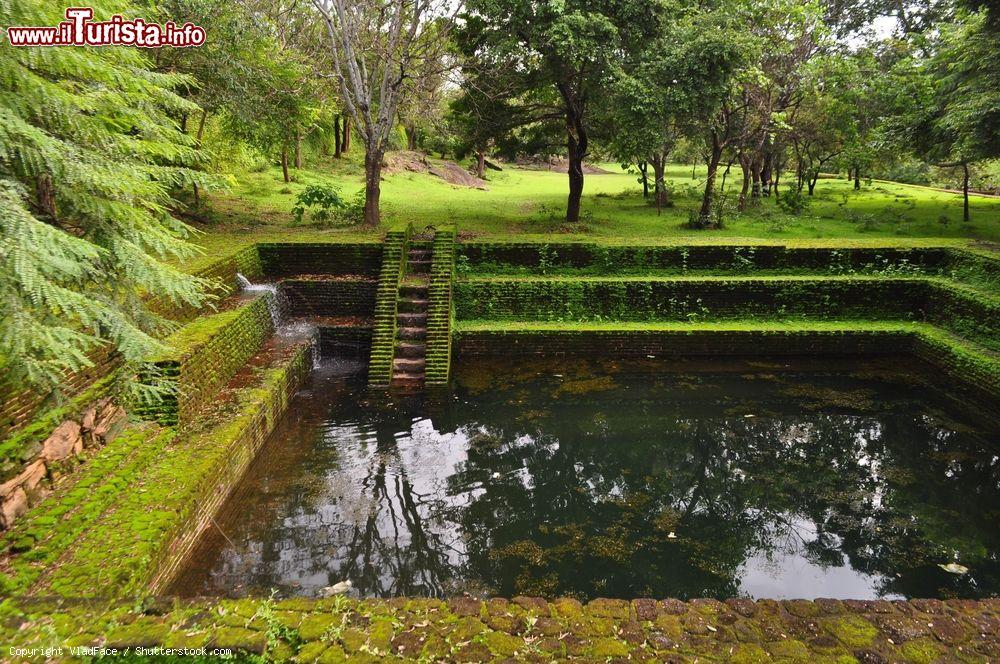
257 242 382 278
425 226 456 386
12 342 311 597
135 294 275 426
280 278 377 317
367 227 408 387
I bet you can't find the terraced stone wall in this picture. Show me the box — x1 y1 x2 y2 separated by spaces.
0 245 263 441
135 295 275 425
279 278 378 317
318 326 373 359
456 277 925 322
455 327 911 358
368 229 408 387
258 242 382 278
458 242 952 274
426 227 456 386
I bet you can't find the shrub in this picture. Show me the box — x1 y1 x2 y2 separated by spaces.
291 184 347 225
777 187 810 215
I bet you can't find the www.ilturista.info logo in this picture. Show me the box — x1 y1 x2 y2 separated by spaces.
4 7 205 47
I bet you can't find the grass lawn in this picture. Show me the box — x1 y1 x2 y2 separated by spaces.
185 152 1000 266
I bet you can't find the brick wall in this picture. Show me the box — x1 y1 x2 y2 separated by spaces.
258 243 382 278
455 277 928 322
318 327 372 359
455 328 911 358
458 243 951 273
135 295 275 426
280 278 377 317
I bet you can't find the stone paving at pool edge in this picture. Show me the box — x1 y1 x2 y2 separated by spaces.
4 596 997 662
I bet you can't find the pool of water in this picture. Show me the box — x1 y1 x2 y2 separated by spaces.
170 357 999 601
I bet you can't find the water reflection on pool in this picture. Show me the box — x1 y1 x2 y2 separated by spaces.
170 357 999 601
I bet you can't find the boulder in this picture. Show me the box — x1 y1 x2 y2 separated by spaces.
90 404 126 446
42 420 83 461
0 487 28 529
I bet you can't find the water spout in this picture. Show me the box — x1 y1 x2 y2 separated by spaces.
236 273 287 328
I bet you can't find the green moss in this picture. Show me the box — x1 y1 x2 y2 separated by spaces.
900 638 945 664
823 615 879 649
730 643 772 664
296 613 339 641
481 630 522 656
767 638 812 661
588 637 631 657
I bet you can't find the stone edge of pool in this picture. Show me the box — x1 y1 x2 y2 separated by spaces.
3 595 997 662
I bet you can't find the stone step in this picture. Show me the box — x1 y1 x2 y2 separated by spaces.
390 372 425 389
398 284 429 298
396 342 426 359
409 247 432 257
396 312 427 326
397 326 427 341
393 357 425 372
408 259 431 274
397 298 428 313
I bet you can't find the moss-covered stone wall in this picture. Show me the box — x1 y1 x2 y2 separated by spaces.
258 242 382 278
458 242 953 274
279 278 378 318
368 229 408 388
426 227 456 386
135 295 275 425
3 595 996 663
318 327 373 359
0 340 311 599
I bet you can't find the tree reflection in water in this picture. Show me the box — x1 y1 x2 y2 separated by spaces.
171 358 999 600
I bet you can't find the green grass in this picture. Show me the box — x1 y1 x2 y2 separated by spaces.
192 152 1000 251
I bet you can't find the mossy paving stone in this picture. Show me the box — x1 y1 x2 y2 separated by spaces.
453 640 493 662
389 628 427 657
481 629 523 656
870 613 933 643
296 612 342 640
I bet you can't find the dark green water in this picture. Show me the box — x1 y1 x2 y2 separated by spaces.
171 357 999 601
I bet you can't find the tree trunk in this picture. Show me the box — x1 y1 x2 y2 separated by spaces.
476 150 485 179
294 130 302 169
36 173 58 222
405 125 418 151
761 154 773 197
363 148 383 227
737 154 751 212
698 136 723 224
808 172 818 195
565 114 587 223
651 153 668 212
334 115 342 158
962 162 970 222
193 109 208 209
341 116 351 153
281 146 290 183
750 158 762 203
638 161 649 198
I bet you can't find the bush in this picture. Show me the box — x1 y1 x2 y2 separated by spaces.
777 187 810 215
291 184 347 225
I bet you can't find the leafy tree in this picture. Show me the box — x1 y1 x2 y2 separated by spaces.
461 0 673 222
605 10 747 211
312 0 458 226
0 0 213 392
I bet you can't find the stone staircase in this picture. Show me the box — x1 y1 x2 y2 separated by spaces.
391 241 432 389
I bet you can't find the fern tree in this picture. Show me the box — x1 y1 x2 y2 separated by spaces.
0 0 214 394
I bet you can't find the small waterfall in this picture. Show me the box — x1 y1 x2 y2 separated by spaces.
237 273 323 367
236 272 287 328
